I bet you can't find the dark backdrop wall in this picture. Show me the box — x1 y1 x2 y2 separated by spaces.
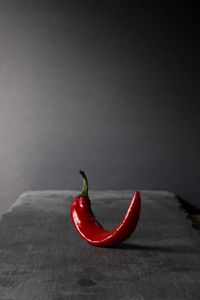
0 0 199 215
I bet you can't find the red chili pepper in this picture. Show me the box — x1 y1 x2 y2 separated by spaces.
70 170 141 247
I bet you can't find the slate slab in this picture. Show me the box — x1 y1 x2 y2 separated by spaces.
0 190 199 300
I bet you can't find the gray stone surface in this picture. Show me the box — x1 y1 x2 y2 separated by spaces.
0 190 199 300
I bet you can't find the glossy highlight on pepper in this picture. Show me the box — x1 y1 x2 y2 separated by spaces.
70 170 141 247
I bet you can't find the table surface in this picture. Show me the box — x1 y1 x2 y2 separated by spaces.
0 190 199 300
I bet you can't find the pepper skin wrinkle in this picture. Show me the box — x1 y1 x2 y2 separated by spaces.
70 170 141 247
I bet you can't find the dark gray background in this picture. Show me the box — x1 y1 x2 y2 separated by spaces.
0 0 199 215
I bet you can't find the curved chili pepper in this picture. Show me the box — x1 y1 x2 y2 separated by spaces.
70 170 141 247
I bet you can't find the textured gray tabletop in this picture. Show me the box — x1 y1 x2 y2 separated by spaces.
0 190 199 300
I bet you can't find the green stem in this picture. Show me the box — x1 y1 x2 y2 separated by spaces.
79 170 89 197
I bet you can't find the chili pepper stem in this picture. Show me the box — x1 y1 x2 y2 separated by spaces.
79 170 89 197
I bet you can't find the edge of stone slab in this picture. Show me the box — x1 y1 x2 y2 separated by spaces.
176 195 200 233
1 190 199 234
0 190 76 221
19 189 177 198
